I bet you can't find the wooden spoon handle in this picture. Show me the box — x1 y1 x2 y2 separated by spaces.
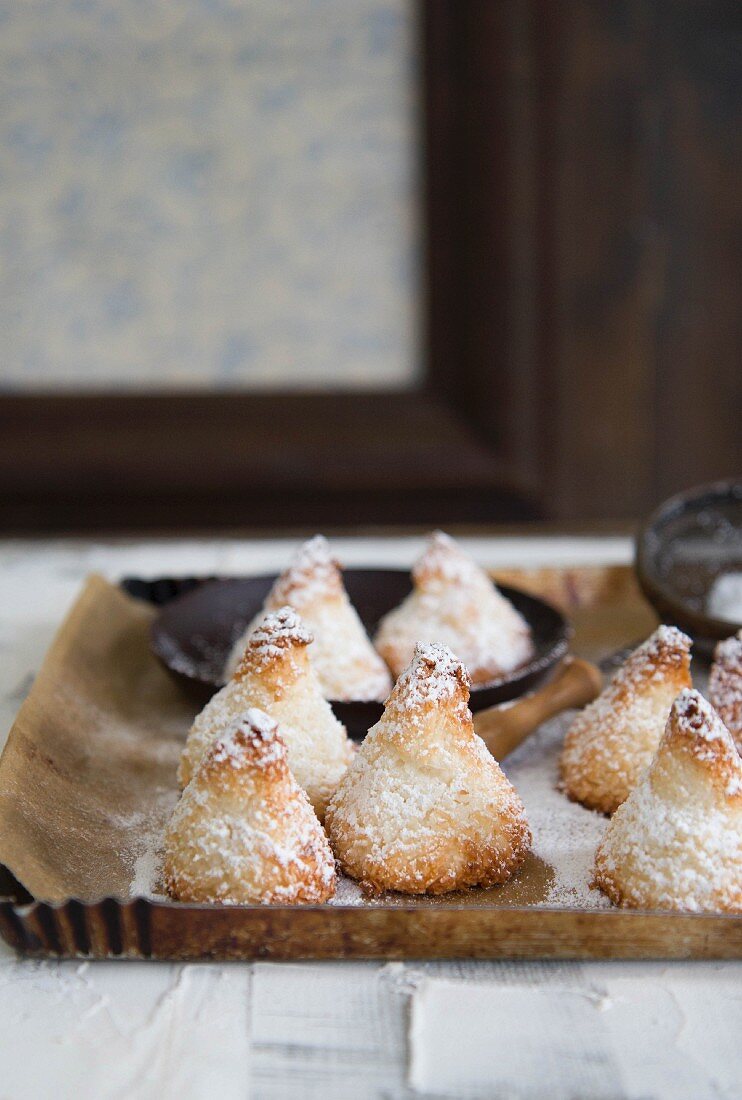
473 656 603 761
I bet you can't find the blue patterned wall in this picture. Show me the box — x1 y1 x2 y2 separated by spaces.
0 1 419 390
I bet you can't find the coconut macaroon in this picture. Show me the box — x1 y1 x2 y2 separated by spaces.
325 642 531 895
560 626 692 815
373 531 533 686
225 535 392 703
164 710 336 905
709 630 742 752
180 606 354 819
594 690 742 912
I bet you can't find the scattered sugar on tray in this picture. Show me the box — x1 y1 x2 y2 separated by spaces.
130 830 167 900
128 785 179 900
329 875 367 906
503 710 611 908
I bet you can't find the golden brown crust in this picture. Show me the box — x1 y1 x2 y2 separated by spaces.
593 690 742 912
268 534 345 606
227 537 392 702
593 867 742 913
179 607 354 817
374 531 533 686
333 812 532 897
232 606 312 692
325 642 532 895
164 711 337 905
559 626 692 814
709 630 742 752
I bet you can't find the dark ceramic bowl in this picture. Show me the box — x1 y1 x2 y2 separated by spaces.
142 569 570 738
635 480 742 658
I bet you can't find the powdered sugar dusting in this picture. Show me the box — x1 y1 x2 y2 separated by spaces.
325 707 612 909
586 628 689 722
248 606 312 652
128 784 178 900
130 829 167 900
611 625 691 694
504 712 611 908
164 722 338 905
396 642 470 707
559 625 692 814
271 535 341 608
592 626 690 704
208 709 286 770
726 774 742 797
230 606 313 677
650 623 690 649
414 530 483 586
592 676 742 912
709 630 742 750
132 656 734 912
595 765 742 911
226 539 392 702
673 688 727 742
376 530 534 685
244 707 279 735
165 804 336 905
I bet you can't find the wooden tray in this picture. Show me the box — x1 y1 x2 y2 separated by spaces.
1 566 740 961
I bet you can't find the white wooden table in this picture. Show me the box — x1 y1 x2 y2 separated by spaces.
0 536 739 1100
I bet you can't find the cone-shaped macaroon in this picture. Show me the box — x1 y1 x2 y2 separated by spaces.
225 535 392 702
374 531 533 686
560 626 692 815
709 630 742 753
594 690 742 912
325 642 531 894
180 606 354 819
164 709 336 905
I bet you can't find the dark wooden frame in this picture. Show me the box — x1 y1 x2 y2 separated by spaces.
424 0 741 521
0 2 551 534
0 391 539 532
0 1 739 533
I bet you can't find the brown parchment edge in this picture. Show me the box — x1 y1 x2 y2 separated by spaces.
0 575 191 903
